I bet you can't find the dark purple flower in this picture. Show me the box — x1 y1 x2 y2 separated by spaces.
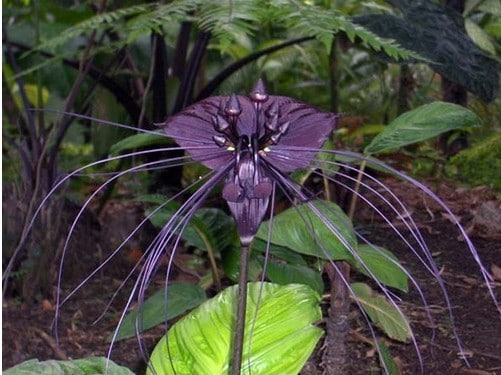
162 79 338 244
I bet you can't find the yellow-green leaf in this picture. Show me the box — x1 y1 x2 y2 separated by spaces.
147 282 323 375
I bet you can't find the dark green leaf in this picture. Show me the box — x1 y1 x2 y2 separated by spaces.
265 260 324 295
113 283 206 342
364 102 481 155
147 282 323 375
252 238 308 266
182 208 239 254
136 194 180 205
91 88 132 158
221 245 263 282
256 200 357 262
4 357 134 375
143 200 181 229
354 244 408 292
142 201 239 255
351 282 411 342
109 133 172 156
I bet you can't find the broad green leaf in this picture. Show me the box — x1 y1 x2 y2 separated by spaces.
364 102 480 155
142 199 239 256
354 245 408 292
113 283 206 342
465 18 496 55
3 64 50 109
351 282 411 342
91 87 133 159
12 83 50 108
4 357 134 375
348 124 385 139
252 238 308 266
136 193 180 205
256 200 357 262
182 208 239 254
109 133 172 155
143 200 181 229
265 260 324 295
221 245 263 282
147 282 323 375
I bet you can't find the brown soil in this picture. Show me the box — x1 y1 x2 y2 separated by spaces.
3 179 501 375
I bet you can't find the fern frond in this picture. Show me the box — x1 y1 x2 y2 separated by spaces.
196 1 261 52
125 1 201 44
35 4 156 52
277 0 423 61
30 0 422 72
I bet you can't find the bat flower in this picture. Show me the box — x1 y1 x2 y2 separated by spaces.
162 79 338 244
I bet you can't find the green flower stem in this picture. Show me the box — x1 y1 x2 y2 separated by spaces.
194 225 221 291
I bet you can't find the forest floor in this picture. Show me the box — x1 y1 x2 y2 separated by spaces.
3 178 501 375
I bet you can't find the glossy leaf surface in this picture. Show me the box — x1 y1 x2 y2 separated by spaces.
147 282 323 375
256 200 357 262
354 245 408 292
364 102 480 155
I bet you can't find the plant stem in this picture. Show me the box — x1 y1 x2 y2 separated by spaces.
231 243 250 375
322 261 351 374
347 160 366 219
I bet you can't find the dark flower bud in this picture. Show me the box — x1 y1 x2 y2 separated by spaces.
212 115 231 132
269 132 282 145
250 79 269 103
266 102 279 118
279 121 290 135
225 94 242 116
213 135 229 147
265 116 279 132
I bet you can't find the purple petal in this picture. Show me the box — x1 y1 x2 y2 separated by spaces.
227 197 270 246
263 97 338 172
160 97 233 170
